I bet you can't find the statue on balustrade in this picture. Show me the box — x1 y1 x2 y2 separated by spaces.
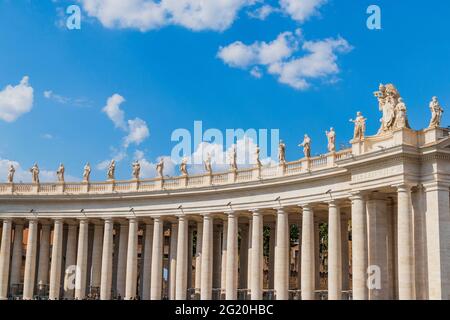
229 146 238 171
299 134 311 158
326 127 336 152
374 83 410 134
83 163 91 182
204 153 212 175
57 163 65 182
350 111 367 140
132 161 140 180
278 140 286 164
156 158 164 178
30 163 39 184
429 96 444 128
180 157 188 176
393 98 408 129
7 165 15 183
107 160 115 180
255 146 262 168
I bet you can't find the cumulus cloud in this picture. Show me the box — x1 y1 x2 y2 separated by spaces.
124 118 150 147
79 0 255 32
102 93 127 130
134 150 176 178
0 76 34 122
248 4 277 20
280 0 327 23
218 29 352 90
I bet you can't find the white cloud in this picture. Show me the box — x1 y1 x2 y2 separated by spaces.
124 117 150 147
280 0 326 23
0 76 34 122
102 93 126 130
134 150 176 178
218 30 352 90
44 90 92 107
248 4 276 20
41 133 54 139
80 0 255 32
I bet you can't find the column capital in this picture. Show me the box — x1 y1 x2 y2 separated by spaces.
349 191 366 200
225 210 237 217
326 199 339 207
250 209 264 216
392 183 415 192
298 203 313 211
422 181 450 192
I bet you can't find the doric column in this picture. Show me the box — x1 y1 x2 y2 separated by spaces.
90 223 103 291
247 218 253 291
268 223 275 289
168 222 178 300
176 216 189 300
328 201 342 300
23 219 38 300
250 210 263 300
125 218 138 299
301 205 315 300
200 214 213 300
49 219 63 299
150 217 164 300
116 223 129 298
314 222 320 289
63 223 77 299
37 223 51 292
396 184 416 300
195 221 203 290
212 224 222 290
142 222 153 300
187 226 193 290
75 219 89 299
350 192 368 300
341 215 350 291
239 222 249 290
10 222 24 287
221 220 228 291
100 218 114 300
274 208 289 300
225 212 238 300
0 219 12 300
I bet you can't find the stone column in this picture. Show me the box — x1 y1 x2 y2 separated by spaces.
341 216 350 291
23 219 38 300
90 223 103 291
125 218 138 299
195 221 203 290
274 209 289 300
200 214 213 300
314 221 320 289
351 192 368 300
150 217 164 300
176 216 189 300
63 223 77 299
10 223 24 288
247 218 253 291
328 201 342 300
221 220 228 291
142 222 153 300
100 219 114 300
75 219 89 299
250 210 263 300
0 219 12 300
301 205 315 300
116 223 129 298
168 222 178 300
187 227 193 290
225 212 238 300
239 223 249 290
212 224 222 290
37 223 51 293
49 219 63 299
268 223 275 289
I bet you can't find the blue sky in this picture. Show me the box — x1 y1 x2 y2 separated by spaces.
0 0 449 182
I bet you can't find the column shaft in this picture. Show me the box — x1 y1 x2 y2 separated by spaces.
0 219 12 299
63 224 77 298
142 223 153 300
274 209 289 300
351 193 368 300
225 213 237 300
150 218 163 300
90 224 103 290
23 219 38 300
175 217 188 299
328 202 342 300
10 223 24 287
301 206 315 300
116 224 129 298
168 223 178 300
37 224 51 292
200 215 213 300
125 219 138 299
195 221 203 290
75 219 89 299
49 220 63 299
100 219 114 300
250 211 263 300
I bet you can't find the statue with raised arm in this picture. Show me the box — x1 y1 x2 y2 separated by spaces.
83 163 91 182
132 161 140 180
278 140 286 164
429 96 444 128
30 163 40 184
57 163 65 182
255 146 262 168
350 111 367 140
298 134 312 158
7 165 15 183
156 158 164 178
229 146 237 171
326 127 336 152
107 160 115 180
180 157 188 177
204 153 212 175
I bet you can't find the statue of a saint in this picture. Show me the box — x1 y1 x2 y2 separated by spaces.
30 163 40 184
429 96 444 128
350 111 367 140
393 98 408 129
156 158 164 178
255 146 262 168
180 157 188 177
57 163 65 182
107 160 115 180
7 165 15 183
132 161 140 180
326 127 336 152
229 146 237 171
278 140 286 164
204 153 212 175
83 163 91 182
298 134 312 158
374 83 409 134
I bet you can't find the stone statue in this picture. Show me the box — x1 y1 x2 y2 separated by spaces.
255 146 262 168
57 163 65 182
30 163 39 184
429 96 444 128
393 98 408 129
374 83 410 134
278 140 286 164
204 153 212 175
132 161 140 180
107 160 115 180
350 111 367 140
7 165 15 183
83 163 91 182
326 127 336 152
298 134 311 158
180 157 188 177
156 158 164 178
229 146 237 171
